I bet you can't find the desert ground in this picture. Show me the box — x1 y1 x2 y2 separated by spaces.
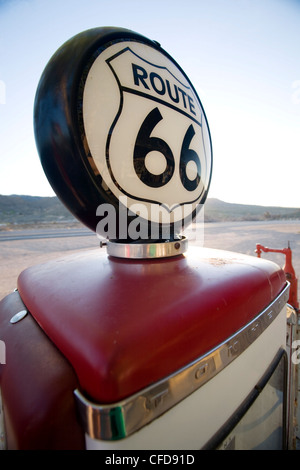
1 220 299 302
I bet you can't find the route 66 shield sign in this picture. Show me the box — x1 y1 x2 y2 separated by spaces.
34 27 212 240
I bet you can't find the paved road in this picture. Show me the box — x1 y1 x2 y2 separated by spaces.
1 220 300 301
0 227 92 241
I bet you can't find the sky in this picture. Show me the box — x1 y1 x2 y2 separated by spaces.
0 0 299 208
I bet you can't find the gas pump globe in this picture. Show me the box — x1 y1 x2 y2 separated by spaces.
0 28 294 451
33 27 213 251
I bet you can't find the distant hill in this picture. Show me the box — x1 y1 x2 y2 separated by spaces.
0 194 299 228
204 198 300 222
0 194 75 226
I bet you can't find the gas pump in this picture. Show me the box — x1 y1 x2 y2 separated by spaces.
0 27 295 450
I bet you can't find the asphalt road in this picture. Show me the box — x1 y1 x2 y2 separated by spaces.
1 220 300 301
0 227 92 241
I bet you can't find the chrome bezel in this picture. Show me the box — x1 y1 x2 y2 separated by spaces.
106 236 188 259
74 282 290 441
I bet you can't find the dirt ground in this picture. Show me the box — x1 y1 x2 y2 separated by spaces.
1 220 300 301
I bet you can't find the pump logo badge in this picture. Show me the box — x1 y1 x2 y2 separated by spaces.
83 44 211 223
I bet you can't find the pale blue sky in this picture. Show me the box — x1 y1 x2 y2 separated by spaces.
0 0 299 207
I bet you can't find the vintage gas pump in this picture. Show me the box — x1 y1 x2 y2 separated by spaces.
0 28 293 450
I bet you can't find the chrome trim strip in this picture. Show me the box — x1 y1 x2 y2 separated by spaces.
106 237 188 259
74 282 290 441
0 389 7 450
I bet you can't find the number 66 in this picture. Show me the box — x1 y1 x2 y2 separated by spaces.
133 107 201 191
